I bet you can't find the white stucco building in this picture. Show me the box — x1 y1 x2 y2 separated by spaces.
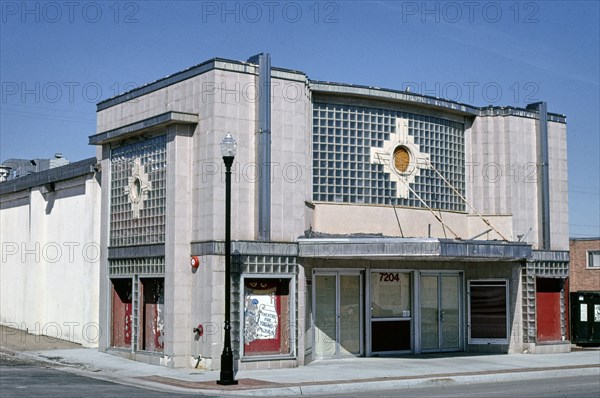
0 158 101 347
1 54 570 369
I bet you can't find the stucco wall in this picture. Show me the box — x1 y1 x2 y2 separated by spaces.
0 175 101 347
313 203 513 241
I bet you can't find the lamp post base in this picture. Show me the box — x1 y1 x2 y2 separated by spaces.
216 377 238 386
216 351 238 385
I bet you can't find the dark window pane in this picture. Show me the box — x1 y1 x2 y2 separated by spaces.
470 285 507 339
372 320 411 352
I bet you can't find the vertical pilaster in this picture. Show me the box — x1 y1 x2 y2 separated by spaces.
98 145 111 351
164 125 193 367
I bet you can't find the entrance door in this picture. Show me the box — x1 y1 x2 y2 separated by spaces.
314 272 363 358
420 273 462 352
536 278 563 342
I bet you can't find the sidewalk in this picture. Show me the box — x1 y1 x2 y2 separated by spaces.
2 326 599 396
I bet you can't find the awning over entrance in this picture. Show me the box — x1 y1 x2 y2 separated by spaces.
297 237 532 261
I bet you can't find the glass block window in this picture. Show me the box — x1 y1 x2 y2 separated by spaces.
109 257 165 276
312 103 465 211
110 135 167 246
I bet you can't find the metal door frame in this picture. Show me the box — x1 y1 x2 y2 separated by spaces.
312 269 364 359
417 271 464 353
366 269 414 356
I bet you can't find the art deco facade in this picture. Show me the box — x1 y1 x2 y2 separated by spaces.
0 54 570 370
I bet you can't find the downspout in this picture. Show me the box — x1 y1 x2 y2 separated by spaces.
248 53 271 241
528 101 551 250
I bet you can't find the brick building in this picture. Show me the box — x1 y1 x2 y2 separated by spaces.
569 238 600 345
569 238 600 292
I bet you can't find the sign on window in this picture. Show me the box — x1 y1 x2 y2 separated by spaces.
580 304 588 322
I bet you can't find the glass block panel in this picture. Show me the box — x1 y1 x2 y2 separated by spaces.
110 135 167 246
312 103 465 211
109 257 165 276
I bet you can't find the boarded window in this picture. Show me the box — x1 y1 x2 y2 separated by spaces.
393 146 411 173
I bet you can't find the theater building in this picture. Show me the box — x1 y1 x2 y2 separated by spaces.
86 54 569 370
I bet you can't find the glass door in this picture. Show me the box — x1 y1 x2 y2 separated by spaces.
420 275 439 350
440 275 460 350
314 274 337 357
314 271 363 358
339 274 361 355
420 273 462 352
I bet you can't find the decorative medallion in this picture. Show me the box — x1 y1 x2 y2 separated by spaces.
123 158 151 218
369 118 431 198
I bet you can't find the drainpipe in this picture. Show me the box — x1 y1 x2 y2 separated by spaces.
248 53 271 241
528 101 551 250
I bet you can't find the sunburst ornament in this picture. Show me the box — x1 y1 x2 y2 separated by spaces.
123 158 151 218
369 118 431 198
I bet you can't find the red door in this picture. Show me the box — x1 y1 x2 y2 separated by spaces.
111 279 133 348
536 278 562 342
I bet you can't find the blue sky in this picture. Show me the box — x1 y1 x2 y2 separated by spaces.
1 0 598 238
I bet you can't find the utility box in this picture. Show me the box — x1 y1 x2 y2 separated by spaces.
570 292 600 346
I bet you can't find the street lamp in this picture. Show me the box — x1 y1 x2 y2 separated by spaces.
217 133 238 386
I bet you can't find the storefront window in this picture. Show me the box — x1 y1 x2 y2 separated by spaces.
370 272 411 318
243 278 293 357
469 280 508 342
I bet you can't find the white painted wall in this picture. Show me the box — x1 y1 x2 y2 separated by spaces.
0 175 101 347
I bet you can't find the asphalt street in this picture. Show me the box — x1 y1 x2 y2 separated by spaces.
318 374 600 398
0 354 195 398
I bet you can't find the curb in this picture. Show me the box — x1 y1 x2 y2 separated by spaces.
24 362 600 397
68 365 600 396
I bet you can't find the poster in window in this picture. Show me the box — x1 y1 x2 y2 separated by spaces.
243 278 290 356
245 294 278 342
